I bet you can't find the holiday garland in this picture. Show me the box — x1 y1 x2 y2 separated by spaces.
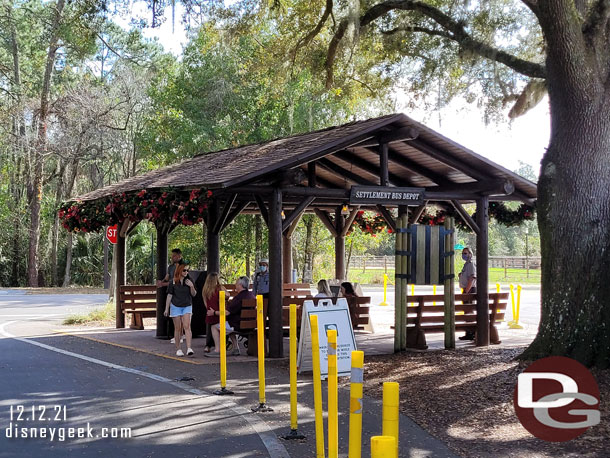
353 203 535 235
58 187 213 233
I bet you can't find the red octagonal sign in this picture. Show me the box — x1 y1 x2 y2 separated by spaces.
106 225 118 245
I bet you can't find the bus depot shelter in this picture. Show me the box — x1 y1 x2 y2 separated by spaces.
70 113 537 358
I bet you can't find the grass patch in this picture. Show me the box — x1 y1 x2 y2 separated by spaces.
63 301 116 326
346 267 541 285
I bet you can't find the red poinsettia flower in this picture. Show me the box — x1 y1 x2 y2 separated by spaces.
137 189 147 198
206 190 213 198
141 200 148 207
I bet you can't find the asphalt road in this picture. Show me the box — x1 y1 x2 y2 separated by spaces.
0 292 287 458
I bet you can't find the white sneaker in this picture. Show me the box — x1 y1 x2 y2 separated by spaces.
187 348 194 356
176 349 184 357
170 338 175 344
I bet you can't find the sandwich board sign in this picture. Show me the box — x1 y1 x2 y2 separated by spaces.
297 298 357 378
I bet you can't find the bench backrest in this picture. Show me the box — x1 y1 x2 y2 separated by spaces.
239 296 371 331
406 292 508 327
119 285 157 311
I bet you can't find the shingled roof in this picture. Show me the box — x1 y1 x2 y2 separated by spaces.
75 113 537 203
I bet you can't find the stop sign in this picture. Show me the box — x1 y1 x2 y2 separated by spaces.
106 225 118 244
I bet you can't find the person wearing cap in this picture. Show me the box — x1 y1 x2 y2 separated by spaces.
253 258 270 298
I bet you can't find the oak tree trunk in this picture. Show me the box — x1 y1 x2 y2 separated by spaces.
521 1 610 367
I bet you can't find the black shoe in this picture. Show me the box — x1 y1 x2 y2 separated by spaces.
459 333 475 341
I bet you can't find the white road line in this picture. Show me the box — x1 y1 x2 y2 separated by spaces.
0 320 290 458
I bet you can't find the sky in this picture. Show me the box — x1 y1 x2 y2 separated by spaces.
113 3 550 178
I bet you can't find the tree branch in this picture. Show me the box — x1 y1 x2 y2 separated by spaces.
381 25 453 40
520 0 540 16
293 0 333 56
325 0 546 88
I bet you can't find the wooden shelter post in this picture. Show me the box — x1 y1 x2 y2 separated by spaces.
334 206 345 280
268 188 283 358
476 196 490 346
282 215 301 282
206 200 220 274
114 232 126 329
155 223 169 337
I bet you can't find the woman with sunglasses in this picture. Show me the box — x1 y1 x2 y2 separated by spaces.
164 264 196 356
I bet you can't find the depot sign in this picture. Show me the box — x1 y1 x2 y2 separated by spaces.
106 225 118 244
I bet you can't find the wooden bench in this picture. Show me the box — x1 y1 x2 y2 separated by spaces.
237 296 371 355
406 293 508 349
119 285 157 330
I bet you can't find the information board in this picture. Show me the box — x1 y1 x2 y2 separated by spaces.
297 298 357 378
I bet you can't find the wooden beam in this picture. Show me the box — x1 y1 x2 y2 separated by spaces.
308 162 316 187
282 196 315 233
380 143 389 186
406 138 489 181
451 200 480 235
318 157 377 186
354 126 420 147
409 204 427 224
431 180 515 196
341 207 360 237
333 151 407 187
376 205 397 232
268 188 283 358
213 194 237 234
125 220 140 236
335 206 345 280
207 200 220 273
119 219 131 237
286 212 303 238
114 234 126 329
314 208 338 237
155 224 169 337
220 199 251 232
254 194 269 226
475 196 490 347
386 148 452 186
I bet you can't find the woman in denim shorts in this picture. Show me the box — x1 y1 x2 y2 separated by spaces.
164 264 196 356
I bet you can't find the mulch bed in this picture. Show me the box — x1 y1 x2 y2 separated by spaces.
360 346 609 457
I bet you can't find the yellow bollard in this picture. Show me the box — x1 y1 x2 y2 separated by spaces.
411 284 414 295
328 329 338 458
432 284 437 305
310 314 326 458
348 351 364 458
379 274 388 306
213 291 233 395
382 382 399 458
509 285 524 329
371 436 396 458
252 295 272 412
496 283 501 294
283 304 305 439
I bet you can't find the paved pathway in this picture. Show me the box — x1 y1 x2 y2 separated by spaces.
0 291 458 457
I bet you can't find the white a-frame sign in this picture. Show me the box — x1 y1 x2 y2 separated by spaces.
297 298 357 378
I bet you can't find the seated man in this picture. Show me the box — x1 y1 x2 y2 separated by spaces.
209 276 254 356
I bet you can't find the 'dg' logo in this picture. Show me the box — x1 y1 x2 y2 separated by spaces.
513 356 600 442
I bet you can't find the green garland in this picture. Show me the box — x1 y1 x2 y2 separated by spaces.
59 187 213 233
353 203 535 235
